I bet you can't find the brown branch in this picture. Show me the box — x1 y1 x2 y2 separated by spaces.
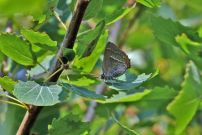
16 0 89 134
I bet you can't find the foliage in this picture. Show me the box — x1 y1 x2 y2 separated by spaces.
0 0 202 134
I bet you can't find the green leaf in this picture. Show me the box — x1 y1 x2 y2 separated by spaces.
0 76 17 94
0 33 36 66
141 86 177 101
84 0 103 20
96 0 134 25
21 29 57 52
150 16 201 48
136 86 177 109
151 16 202 68
60 73 98 87
48 113 90 135
112 115 140 135
0 0 47 18
73 21 107 73
13 81 67 106
175 33 201 55
106 72 151 91
103 89 151 103
167 62 202 134
0 52 5 64
137 0 161 8
106 6 134 25
61 83 106 101
175 33 202 68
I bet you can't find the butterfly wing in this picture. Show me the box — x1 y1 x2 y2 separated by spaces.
102 42 130 79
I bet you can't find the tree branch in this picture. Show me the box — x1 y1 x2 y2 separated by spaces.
16 0 89 134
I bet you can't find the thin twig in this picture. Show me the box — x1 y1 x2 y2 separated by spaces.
53 10 67 30
16 0 89 135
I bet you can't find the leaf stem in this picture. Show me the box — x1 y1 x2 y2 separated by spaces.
0 94 29 109
0 99 28 110
53 10 67 30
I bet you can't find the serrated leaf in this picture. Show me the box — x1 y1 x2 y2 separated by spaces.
13 81 67 106
137 0 161 8
0 76 17 94
167 62 202 134
84 0 103 20
73 21 107 73
48 113 90 135
151 16 202 68
106 72 151 91
150 16 201 48
21 29 57 52
62 83 106 101
0 33 36 66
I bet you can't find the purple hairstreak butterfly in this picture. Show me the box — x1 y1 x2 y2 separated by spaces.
101 42 131 80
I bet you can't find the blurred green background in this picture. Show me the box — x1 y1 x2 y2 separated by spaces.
0 0 202 135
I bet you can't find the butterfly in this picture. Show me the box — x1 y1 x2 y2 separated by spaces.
101 42 131 80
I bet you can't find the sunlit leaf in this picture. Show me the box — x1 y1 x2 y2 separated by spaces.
73 21 107 73
0 33 36 66
167 62 202 134
0 76 17 94
103 89 151 103
137 0 161 8
97 0 135 25
0 52 5 64
0 0 47 18
21 29 57 52
175 33 202 68
60 73 98 87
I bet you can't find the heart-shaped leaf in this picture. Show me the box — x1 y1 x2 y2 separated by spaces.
14 81 68 106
